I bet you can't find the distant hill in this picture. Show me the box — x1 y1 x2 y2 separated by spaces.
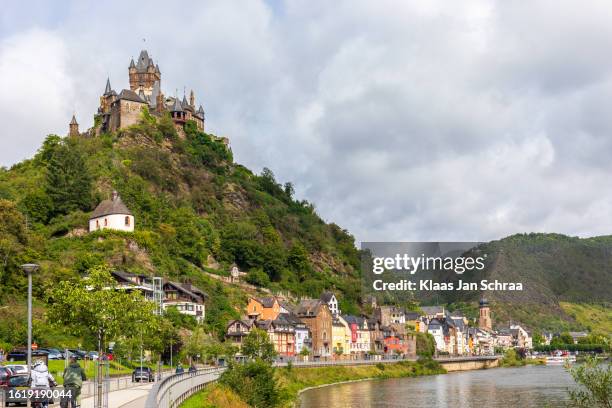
424 234 612 335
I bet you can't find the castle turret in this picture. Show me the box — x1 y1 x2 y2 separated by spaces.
171 97 185 125
69 114 79 137
129 50 161 97
189 89 195 107
104 78 112 95
195 105 205 131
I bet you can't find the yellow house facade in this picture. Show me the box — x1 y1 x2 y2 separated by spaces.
332 316 351 358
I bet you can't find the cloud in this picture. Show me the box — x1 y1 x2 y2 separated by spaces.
2 0 612 242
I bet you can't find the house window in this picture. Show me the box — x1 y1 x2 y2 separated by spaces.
104 218 108 226
96 220 100 229
125 216 130 226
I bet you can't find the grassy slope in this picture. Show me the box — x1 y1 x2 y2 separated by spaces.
560 302 612 337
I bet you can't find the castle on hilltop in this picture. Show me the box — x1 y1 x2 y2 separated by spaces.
69 50 206 137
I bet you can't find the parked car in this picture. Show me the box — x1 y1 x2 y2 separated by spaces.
132 367 154 383
38 348 63 360
3 374 29 406
6 349 26 362
4 365 28 375
66 349 87 360
0 366 13 387
87 351 99 360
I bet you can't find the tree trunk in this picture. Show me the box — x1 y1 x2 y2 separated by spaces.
97 331 104 408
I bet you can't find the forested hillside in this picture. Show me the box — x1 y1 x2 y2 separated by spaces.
0 114 610 348
437 234 612 335
0 115 361 347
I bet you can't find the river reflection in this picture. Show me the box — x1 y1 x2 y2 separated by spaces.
300 365 574 407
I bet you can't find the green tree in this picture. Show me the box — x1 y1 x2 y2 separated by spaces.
567 356 611 407
532 330 544 346
287 242 311 282
0 200 28 299
551 332 575 347
220 359 280 407
182 326 207 364
416 332 436 357
45 265 158 403
45 140 92 216
241 328 277 363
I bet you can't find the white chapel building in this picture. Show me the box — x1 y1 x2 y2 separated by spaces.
89 191 134 232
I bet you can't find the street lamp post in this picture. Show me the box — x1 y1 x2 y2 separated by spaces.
21 263 39 408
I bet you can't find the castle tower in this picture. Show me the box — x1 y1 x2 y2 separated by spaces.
128 50 161 97
478 297 492 331
189 89 195 107
69 114 79 137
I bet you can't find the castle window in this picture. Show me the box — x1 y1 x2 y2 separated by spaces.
125 216 130 226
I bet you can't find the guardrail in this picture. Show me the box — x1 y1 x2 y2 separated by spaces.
144 367 225 408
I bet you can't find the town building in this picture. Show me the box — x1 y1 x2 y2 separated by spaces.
283 313 311 355
343 315 371 357
109 271 206 322
332 316 351 357
368 318 385 354
421 305 446 319
162 281 207 323
95 50 205 135
568 331 588 344
295 299 332 358
510 324 533 349
320 291 340 316
376 306 406 326
89 191 134 233
225 319 255 349
256 315 296 358
247 297 281 321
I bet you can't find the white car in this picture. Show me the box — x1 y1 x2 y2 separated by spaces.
5 364 28 375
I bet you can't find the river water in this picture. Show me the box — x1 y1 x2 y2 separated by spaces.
299 364 574 407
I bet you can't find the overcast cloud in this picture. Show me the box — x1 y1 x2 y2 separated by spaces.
2 0 612 242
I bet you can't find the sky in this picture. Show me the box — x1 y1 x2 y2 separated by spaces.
2 0 612 243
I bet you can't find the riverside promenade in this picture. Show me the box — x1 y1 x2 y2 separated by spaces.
75 355 501 408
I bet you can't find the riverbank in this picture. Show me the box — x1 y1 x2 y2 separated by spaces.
278 359 445 407
180 359 446 408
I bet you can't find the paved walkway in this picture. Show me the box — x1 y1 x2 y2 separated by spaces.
80 383 153 408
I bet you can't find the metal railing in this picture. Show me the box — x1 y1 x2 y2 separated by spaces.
81 369 175 398
144 368 225 408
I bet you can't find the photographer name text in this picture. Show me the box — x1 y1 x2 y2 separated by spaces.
372 279 523 291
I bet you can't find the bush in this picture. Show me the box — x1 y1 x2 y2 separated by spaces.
220 360 280 407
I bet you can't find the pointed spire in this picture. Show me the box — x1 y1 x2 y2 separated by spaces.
181 94 189 108
129 58 135 69
172 97 183 112
70 114 78 125
104 77 112 94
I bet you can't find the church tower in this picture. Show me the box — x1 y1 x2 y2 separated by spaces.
128 50 161 97
69 114 79 137
478 297 492 331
